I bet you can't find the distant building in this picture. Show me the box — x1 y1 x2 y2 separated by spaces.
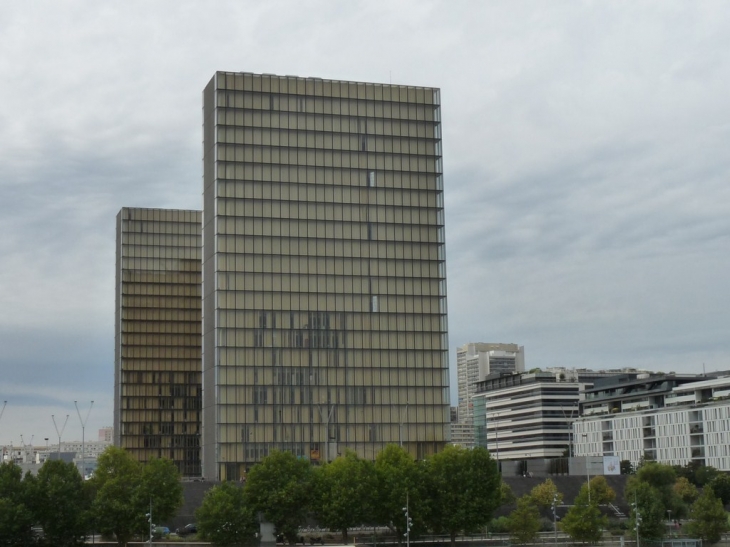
574 372 730 470
98 427 113 443
456 343 524 425
472 368 638 461
450 422 474 448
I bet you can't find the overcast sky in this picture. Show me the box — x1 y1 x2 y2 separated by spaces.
1 1 728 447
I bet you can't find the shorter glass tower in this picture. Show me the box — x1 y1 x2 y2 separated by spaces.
114 207 202 476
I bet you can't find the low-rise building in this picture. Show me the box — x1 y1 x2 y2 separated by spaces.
574 373 730 471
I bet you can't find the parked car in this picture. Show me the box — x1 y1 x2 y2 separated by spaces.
153 526 170 539
176 523 197 536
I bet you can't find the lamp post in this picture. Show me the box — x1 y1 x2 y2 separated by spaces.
403 490 412 547
551 493 559 546
52 414 70 460
74 401 94 478
632 493 641 547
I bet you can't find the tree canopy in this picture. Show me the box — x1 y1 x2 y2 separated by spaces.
685 486 729 544
311 451 377 543
90 446 183 546
424 446 501 547
196 481 259 546
244 450 313 543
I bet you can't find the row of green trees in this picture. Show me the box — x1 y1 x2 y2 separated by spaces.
499 463 729 545
0 446 183 547
198 451 730 547
197 445 501 547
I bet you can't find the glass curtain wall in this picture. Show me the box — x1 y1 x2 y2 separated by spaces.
202 72 449 480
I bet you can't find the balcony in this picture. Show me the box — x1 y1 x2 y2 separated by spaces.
691 447 706 458
643 427 656 438
689 424 704 434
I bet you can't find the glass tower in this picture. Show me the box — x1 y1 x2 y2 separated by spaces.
114 207 202 476
202 72 449 480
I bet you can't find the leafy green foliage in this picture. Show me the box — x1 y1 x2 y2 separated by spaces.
625 480 666 541
500 481 515 506
311 451 377 543
529 478 563 508
244 450 313 543
507 496 541 544
424 446 500 547
139 458 184 522
196 481 258 546
621 460 634 475
560 501 607 544
0 463 35 547
685 486 729 544
90 446 183 547
708 474 730 506
33 460 91 547
575 475 616 505
674 477 699 504
373 445 422 541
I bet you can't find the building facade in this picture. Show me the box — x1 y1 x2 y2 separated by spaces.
574 374 730 471
473 371 579 461
456 343 524 424
202 71 449 480
114 207 203 476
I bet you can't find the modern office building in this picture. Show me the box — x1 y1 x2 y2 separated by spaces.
456 343 524 424
114 207 203 476
574 373 730 470
473 371 580 461
202 71 449 480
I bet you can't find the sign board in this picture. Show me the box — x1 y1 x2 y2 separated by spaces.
603 455 620 475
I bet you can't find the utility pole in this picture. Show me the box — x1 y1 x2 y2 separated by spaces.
146 498 153 545
74 400 94 478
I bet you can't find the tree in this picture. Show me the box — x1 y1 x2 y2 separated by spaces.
708 474 730 506
674 477 699 504
560 501 606 544
311 451 377 544
424 446 501 547
0 463 35 547
500 481 516 506
633 462 683 515
529 478 563 508
373 445 422 545
196 481 259 546
138 458 184 523
621 460 634 475
685 486 729 544
585 476 616 505
91 446 183 547
625 481 666 541
33 459 91 547
245 450 313 543
506 496 541 544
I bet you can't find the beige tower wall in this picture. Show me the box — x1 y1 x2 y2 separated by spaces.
202 72 450 480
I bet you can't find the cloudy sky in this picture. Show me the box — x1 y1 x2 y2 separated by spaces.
1 1 729 446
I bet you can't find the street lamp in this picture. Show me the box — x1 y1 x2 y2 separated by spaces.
51 414 70 460
74 401 94 479
551 493 559 546
632 494 641 547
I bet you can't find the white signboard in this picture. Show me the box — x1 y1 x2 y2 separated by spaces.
603 455 620 475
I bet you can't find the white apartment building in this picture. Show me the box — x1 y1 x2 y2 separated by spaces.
574 374 730 471
456 343 524 424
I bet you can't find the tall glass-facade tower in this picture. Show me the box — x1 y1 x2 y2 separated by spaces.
202 72 449 480
114 207 202 476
